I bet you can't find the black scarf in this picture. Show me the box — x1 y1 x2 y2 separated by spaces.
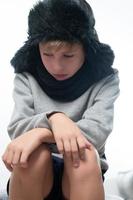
31 60 95 102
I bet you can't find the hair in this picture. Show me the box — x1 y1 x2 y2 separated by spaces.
39 40 80 52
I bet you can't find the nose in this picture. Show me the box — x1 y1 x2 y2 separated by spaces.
52 59 64 73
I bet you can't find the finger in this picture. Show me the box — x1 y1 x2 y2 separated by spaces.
5 162 13 172
70 139 80 168
77 137 86 160
85 140 92 149
63 140 71 158
5 150 14 166
20 150 29 168
2 151 14 172
56 139 64 154
2 151 8 163
12 150 21 166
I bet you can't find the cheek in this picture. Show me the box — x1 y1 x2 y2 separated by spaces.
40 53 44 65
70 59 84 73
41 58 47 67
42 61 52 72
40 55 51 69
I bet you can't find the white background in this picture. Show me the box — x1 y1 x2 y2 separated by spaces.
0 0 133 190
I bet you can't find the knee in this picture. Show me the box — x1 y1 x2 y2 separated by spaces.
85 147 101 175
12 144 52 179
67 147 101 182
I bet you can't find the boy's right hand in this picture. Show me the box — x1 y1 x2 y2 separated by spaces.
2 128 53 171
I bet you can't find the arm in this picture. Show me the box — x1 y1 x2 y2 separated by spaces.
76 70 120 152
48 70 119 164
3 73 58 171
8 73 54 139
2 127 55 171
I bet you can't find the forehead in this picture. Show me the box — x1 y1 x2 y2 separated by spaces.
39 41 82 52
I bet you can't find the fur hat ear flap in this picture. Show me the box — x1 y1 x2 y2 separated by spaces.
11 42 30 73
10 41 38 73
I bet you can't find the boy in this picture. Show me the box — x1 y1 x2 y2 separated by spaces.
2 0 120 199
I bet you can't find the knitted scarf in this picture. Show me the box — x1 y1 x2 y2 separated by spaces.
31 60 94 102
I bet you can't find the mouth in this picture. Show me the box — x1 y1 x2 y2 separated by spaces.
52 74 68 80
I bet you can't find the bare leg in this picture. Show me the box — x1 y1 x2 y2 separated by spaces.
62 167 70 200
62 147 105 200
9 145 53 200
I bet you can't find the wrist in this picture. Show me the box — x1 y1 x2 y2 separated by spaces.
36 128 55 143
48 112 65 122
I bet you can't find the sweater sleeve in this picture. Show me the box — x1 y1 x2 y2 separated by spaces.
7 73 51 139
76 70 120 152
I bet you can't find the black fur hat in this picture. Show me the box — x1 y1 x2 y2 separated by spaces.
11 0 114 75
28 0 98 44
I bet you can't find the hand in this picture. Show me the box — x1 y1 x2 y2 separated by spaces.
2 128 51 171
49 113 91 168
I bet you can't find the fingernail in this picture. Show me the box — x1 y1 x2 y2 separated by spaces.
74 162 79 168
81 155 85 160
21 163 28 168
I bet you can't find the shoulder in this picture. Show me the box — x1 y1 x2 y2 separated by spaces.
14 72 33 81
94 68 119 91
98 68 119 85
14 72 39 87
13 72 43 96
86 68 120 101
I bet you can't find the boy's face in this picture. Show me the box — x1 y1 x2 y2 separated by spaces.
39 41 85 81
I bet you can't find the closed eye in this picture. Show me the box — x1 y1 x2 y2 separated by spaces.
64 54 74 58
43 53 53 57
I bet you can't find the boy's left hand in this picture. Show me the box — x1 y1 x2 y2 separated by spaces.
49 113 91 168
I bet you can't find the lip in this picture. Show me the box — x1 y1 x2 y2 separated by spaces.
53 74 68 80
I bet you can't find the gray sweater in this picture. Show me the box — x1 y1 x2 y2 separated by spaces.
7 69 120 170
